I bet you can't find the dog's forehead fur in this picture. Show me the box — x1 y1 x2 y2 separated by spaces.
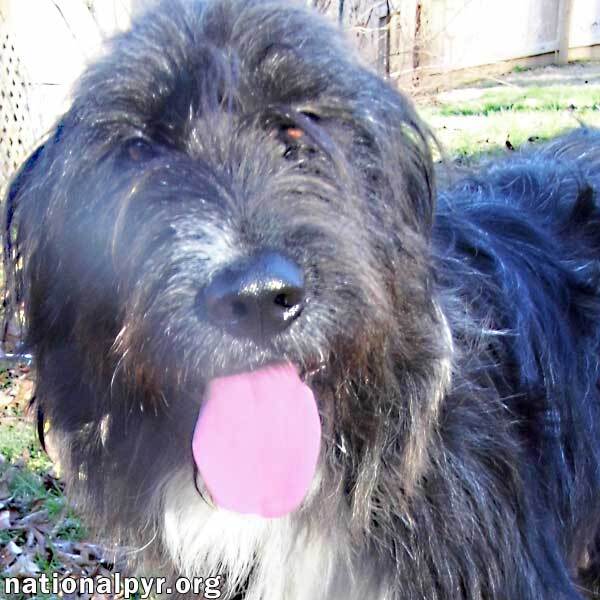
64 0 434 233
74 0 418 154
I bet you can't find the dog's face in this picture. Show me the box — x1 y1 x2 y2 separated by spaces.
5 0 447 593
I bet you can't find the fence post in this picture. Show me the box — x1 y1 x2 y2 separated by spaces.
388 0 419 87
557 0 573 65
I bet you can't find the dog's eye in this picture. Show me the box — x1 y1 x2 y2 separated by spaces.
272 125 304 146
123 138 156 162
284 127 304 141
269 125 306 160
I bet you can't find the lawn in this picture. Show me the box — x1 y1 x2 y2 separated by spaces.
418 67 600 160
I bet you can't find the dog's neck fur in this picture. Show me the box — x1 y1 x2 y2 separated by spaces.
161 471 391 600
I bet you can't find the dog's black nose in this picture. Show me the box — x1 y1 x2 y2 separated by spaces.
200 252 305 340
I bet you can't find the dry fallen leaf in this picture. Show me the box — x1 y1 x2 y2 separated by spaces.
3 552 40 576
0 508 13 529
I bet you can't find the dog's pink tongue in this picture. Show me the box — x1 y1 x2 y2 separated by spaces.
192 364 321 518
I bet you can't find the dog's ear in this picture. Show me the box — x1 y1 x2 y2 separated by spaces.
2 129 63 452
2 124 63 345
4 123 63 229
5 139 47 223
2 141 44 347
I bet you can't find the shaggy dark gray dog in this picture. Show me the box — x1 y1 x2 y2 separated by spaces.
5 0 600 598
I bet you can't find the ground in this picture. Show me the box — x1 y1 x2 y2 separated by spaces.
417 60 600 160
0 365 124 599
0 59 599 599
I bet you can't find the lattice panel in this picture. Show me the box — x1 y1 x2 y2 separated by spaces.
0 20 35 200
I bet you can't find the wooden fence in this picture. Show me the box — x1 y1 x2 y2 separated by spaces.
315 0 600 89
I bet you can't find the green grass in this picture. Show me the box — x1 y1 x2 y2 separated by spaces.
0 419 51 472
7 468 85 538
420 83 600 158
0 367 91 599
436 85 599 117
0 465 90 600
